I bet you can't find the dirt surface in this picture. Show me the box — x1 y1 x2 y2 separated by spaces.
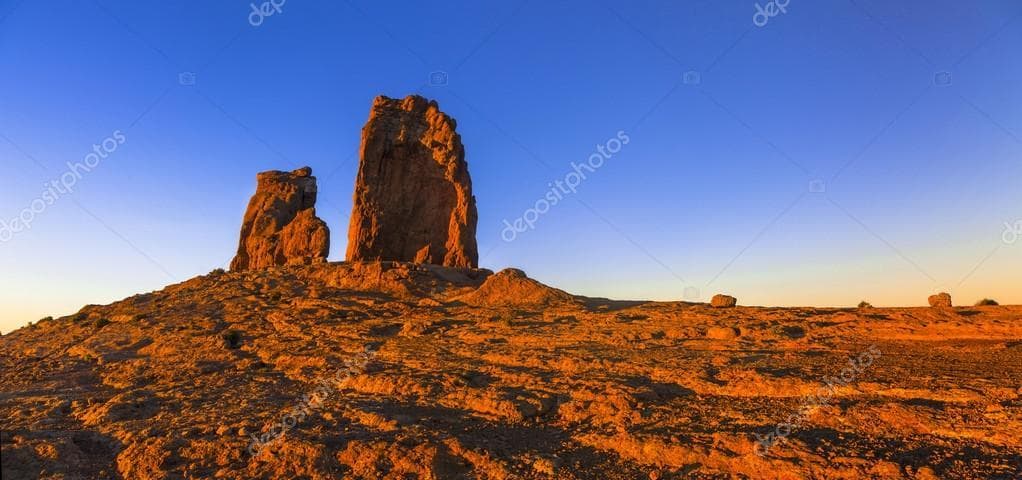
1 262 1020 479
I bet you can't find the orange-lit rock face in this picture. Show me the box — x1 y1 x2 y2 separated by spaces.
456 268 578 307
4 262 1022 479
929 292 953 307
711 294 737 308
230 167 329 271
346 95 478 268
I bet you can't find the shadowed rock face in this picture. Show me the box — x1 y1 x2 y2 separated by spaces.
346 95 479 268
230 167 329 271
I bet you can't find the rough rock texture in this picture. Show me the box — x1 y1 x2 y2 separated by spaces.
230 167 329 271
929 292 953 308
309 261 491 302
706 326 740 340
455 268 578 307
711 294 738 308
346 95 478 268
3 264 1022 479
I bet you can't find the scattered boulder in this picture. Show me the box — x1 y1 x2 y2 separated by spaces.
928 292 952 308
230 167 329 271
710 294 737 308
346 95 479 268
706 326 740 340
455 268 577 307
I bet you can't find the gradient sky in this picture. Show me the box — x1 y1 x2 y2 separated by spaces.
1 0 1020 333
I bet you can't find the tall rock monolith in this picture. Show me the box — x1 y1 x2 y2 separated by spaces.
346 95 478 268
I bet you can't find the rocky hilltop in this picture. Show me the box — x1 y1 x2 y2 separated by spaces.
230 167 329 271
346 95 479 268
2 95 1021 480
2 264 1021 479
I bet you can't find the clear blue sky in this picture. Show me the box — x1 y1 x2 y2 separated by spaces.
1 0 1020 332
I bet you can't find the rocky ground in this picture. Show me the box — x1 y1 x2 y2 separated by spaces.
1 262 1020 479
